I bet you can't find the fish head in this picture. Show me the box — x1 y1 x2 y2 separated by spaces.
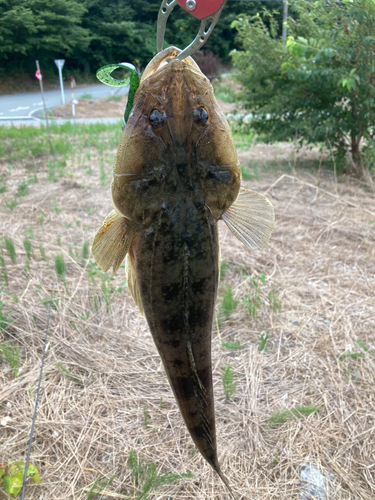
112 47 241 222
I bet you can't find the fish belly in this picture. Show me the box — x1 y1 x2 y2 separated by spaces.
131 203 220 469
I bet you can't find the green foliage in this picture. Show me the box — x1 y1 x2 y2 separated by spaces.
87 475 116 500
54 254 68 291
23 237 32 259
5 199 17 212
53 197 61 214
55 362 84 386
1 460 40 498
268 289 282 313
231 0 375 176
222 363 237 400
4 237 16 264
214 84 234 103
39 245 47 261
80 93 93 99
267 406 321 428
143 407 152 428
0 176 6 193
99 162 106 187
0 300 11 332
257 332 269 354
16 179 28 197
82 240 90 261
0 0 282 80
107 95 122 102
357 340 375 356
242 274 265 318
0 251 8 285
1 342 20 377
220 260 230 278
221 341 244 350
0 0 90 71
221 286 238 318
128 450 193 500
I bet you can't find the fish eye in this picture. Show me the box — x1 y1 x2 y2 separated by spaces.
149 109 166 128
193 107 208 126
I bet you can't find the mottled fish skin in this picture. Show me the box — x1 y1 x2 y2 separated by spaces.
111 47 241 491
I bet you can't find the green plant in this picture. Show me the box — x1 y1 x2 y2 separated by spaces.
39 245 47 260
107 95 122 102
82 241 90 261
221 286 238 318
23 237 32 259
267 406 321 428
357 340 375 356
257 332 269 354
128 450 193 500
0 176 7 193
54 254 67 290
220 260 230 278
0 301 11 332
87 474 116 500
0 251 8 285
99 162 106 187
221 341 244 350
5 199 17 212
268 289 282 313
1 460 40 497
55 362 84 386
143 407 152 428
53 197 61 214
4 237 16 264
80 93 93 99
339 352 363 361
231 0 375 177
242 273 266 317
16 179 28 197
222 364 237 400
1 342 20 377
214 84 234 103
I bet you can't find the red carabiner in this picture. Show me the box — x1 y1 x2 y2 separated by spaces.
177 0 226 20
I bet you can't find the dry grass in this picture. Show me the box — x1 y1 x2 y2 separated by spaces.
0 125 374 500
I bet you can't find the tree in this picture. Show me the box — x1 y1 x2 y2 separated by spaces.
0 0 90 72
231 0 375 177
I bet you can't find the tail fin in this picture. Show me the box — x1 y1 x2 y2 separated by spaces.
215 466 237 499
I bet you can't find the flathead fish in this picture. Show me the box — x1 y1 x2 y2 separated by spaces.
92 47 274 497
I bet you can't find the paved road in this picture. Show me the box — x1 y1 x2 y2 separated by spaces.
0 117 123 127
0 84 129 121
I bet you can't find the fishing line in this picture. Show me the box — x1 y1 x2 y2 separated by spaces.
21 280 54 500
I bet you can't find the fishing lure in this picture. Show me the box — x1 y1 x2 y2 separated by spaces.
96 63 140 125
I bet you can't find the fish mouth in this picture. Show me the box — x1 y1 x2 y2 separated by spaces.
140 46 203 83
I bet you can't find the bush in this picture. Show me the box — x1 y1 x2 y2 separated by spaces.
231 0 375 177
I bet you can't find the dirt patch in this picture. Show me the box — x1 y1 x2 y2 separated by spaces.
50 82 238 119
0 132 374 499
51 94 128 119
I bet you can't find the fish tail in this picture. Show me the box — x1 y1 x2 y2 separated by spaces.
214 465 237 500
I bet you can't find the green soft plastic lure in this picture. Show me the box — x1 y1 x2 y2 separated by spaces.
96 63 140 126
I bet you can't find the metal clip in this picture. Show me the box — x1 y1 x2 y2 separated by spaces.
157 0 228 61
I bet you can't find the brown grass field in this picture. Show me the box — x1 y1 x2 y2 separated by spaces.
0 123 374 499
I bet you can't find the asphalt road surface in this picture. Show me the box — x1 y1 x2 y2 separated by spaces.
0 84 129 121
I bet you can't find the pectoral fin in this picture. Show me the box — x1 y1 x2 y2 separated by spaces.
126 248 143 314
92 210 136 274
222 188 275 251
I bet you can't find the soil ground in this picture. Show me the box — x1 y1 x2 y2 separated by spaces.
50 91 237 119
0 123 374 499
